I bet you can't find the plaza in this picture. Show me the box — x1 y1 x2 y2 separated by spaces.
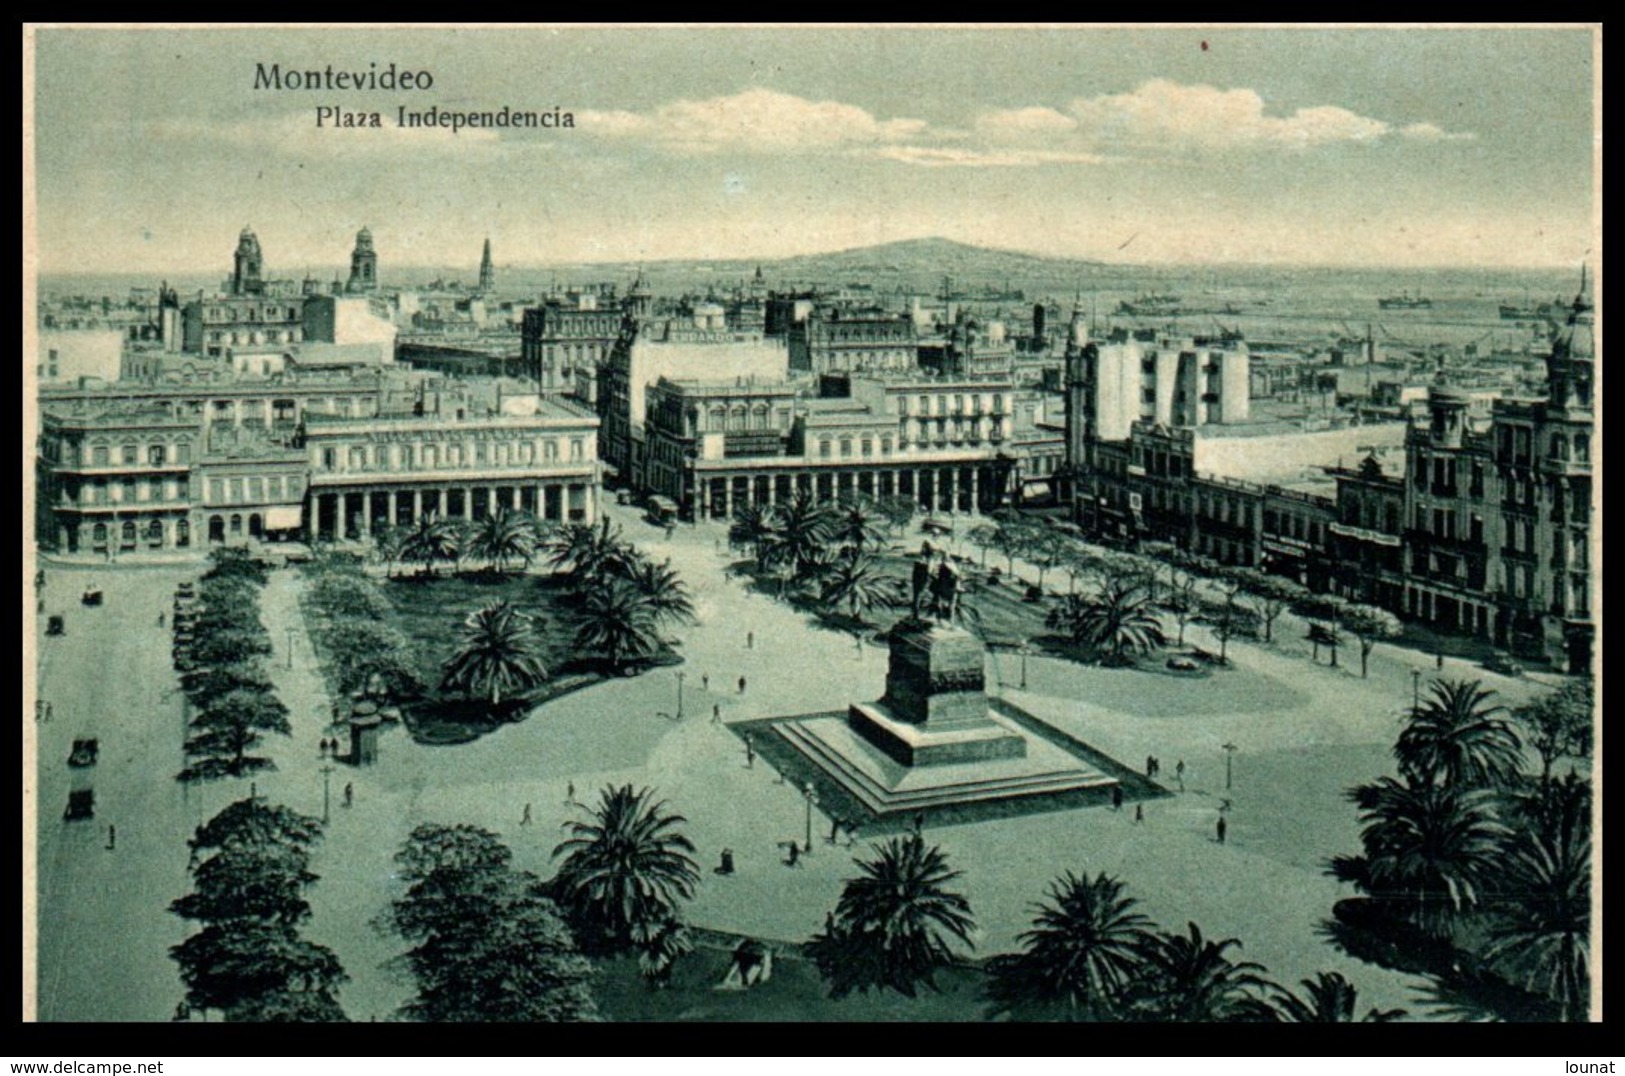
31 500 1560 1022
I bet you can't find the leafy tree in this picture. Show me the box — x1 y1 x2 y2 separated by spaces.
805 835 976 999
1342 603 1403 678
170 798 345 1022
1125 922 1272 1022
1268 971 1407 1023
308 572 392 621
1234 569 1306 644
384 824 598 1022
573 581 662 673
1025 529 1068 590
1514 679 1595 784
1058 547 1100 595
551 785 700 956
326 619 426 700
1339 777 1511 937
983 870 1159 1021
440 600 549 708
762 493 836 580
966 523 1000 570
371 521 406 580
203 546 270 586
178 684 290 783
1304 595 1348 667
1164 576 1199 646
1045 579 1167 665
1395 679 1524 790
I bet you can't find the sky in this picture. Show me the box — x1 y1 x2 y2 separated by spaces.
26 25 1598 274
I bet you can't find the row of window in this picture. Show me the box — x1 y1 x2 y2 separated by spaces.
207 474 304 506
202 306 301 322
896 393 1006 417
88 518 189 548
317 437 588 472
72 477 183 505
70 442 191 467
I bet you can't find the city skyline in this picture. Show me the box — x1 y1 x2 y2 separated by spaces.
28 25 1598 274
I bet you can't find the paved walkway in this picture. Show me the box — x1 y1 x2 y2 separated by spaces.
31 507 1564 1021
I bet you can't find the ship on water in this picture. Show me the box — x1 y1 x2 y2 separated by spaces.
1377 290 1433 309
1114 292 1183 317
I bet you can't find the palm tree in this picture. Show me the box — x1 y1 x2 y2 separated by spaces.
550 784 700 954
371 522 406 580
439 601 549 708
1127 922 1273 1022
984 870 1159 1021
401 513 460 577
805 835 976 998
832 498 888 557
618 557 696 631
1483 821 1590 1020
1346 777 1511 937
1269 971 1407 1022
819 552 898 626
546 517 628 589
764 493 835 580
469 507 538 574
573 581 660 673
728 505 781 569
1395 679 1525 789
1045 579 1167 664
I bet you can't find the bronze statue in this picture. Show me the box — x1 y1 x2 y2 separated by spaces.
909 555 933 618
927 557 962 624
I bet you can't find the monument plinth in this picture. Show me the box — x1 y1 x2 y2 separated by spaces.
848 621 1028 767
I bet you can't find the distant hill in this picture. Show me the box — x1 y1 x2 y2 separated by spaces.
768 236 1110 277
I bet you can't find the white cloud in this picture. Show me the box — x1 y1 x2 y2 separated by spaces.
974 106 1078 139
1400 121 1477 142
1065 79 1395 150
579 88 928 154
872 145 1107 168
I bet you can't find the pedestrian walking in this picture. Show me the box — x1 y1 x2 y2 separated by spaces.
712 703 722 723
738 675 747 694
702 674 710 691
106 825 116 850
1175 759 1186 792
716 847 735 875
521 803 532 826
565 781 576 806
45 702 52 722
785 841 801 868
747 631 755 650
1216 815 1228 844
1111 785 1124 812
1133 805 1144 825
1146 755 1155 778
343 782 354 809
158 611 165 628
1151 757 1160 779
744 734 755 768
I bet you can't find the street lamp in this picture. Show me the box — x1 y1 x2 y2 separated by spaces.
1222 741 1238 791
675 671 686 720
286 626 295 670
1410 668 1422 715
803 781 818 853
1020 644 1029 690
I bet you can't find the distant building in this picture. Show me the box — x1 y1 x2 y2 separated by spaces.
521 285 626 396
347 227 379 293
788 306 917 375
477 238 495 296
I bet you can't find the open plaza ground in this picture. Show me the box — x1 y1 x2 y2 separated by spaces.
30 501 1565 1022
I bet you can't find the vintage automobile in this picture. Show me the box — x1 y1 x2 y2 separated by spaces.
81 585 103 606
46 615 65 636
64 789 95 821
68 738 100 768
1484 652 1524 677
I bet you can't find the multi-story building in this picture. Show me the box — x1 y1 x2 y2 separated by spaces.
1329 454 1407 610
520 283 634 397
788 307 917 375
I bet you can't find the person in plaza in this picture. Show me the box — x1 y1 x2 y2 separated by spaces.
1176 759 1186 791
744 734 755 768
343 782 354 808
716 847 735 875
565 781 576 806
784 841 800 868
1111 785 1124 812
35 700 43 722
712 703 722 723
521 803 532 826
1217 815 1228 844
738 675 747 694
746 631 755 650
106 825 116 850
45 702 52 722
1146 755 1155 778
1133 805 1144 824
701 673 709 691
157 611 164 628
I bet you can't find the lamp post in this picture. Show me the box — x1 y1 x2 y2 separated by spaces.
320 763 334 824
675 671 685 720
803 781 818 853
1020 644 1029 690
1222 741 1238 791
1410 667 1421 715
286 626 295 670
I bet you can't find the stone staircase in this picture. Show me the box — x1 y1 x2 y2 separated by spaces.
774 719 1115 817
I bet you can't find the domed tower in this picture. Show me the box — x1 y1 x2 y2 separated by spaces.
232 226 264 296
625 269 653 321
1547 267 1594 412
348 226 378 293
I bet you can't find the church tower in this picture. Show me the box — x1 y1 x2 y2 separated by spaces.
478 237 495 295
232 226 265 296
348 226 378 293
1547 266 1594 412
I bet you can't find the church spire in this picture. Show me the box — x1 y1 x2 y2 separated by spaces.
478 237 495 295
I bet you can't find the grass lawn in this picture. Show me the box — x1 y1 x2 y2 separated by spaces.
373 569 676 744
594 942 988 1022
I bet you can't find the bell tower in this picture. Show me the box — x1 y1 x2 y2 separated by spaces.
478 237 495 295
348 226 378 293
232 226 264 296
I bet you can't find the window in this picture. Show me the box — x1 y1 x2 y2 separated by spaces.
230 478 245 503
287 476 303 500
149 477 164 502
322 448 336 471
249 477 264 502
148 444 166 465
448 445 463 466
543 441 557 462
881 437 892 454
1576 433 1590 462
840 438 853 458
475 442 488 464
570 439 584 462
862 438 873 458
401 445 414 469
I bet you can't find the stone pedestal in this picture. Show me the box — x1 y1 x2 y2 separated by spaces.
848 621 1026 767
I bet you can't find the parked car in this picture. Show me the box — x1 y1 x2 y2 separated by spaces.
46 615 65 636
1484 653 1523 677
81 586 103 607
64 789 95 821
68 738 99 768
